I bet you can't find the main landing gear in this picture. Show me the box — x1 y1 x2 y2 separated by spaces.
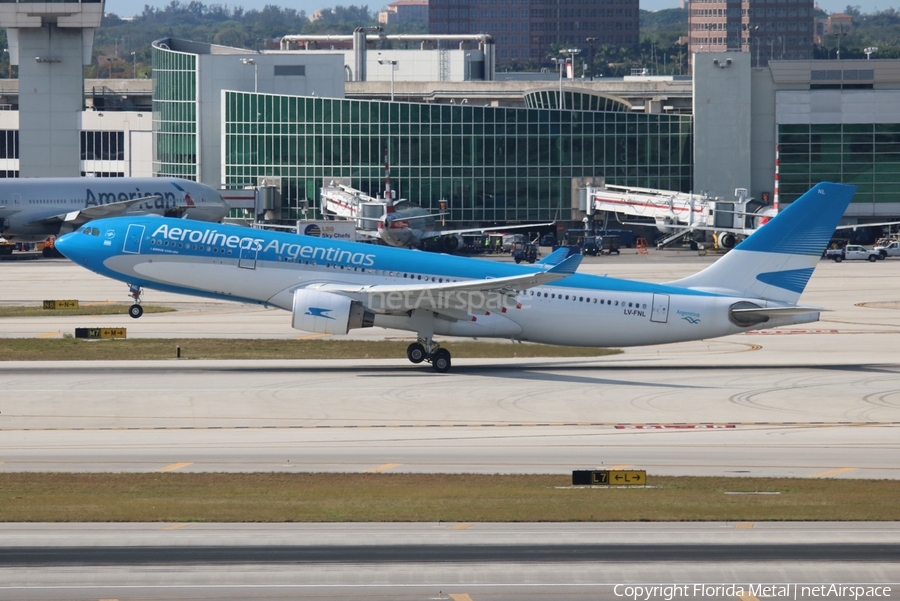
127 284 144 319
406 338 452 373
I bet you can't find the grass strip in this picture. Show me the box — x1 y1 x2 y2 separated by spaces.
0 338 620 361
0 304 174 318
2 473 898 522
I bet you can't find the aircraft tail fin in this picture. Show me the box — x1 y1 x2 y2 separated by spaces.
666 182 856 304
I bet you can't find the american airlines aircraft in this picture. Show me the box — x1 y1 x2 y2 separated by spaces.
0 177 230 244
54 182 855 373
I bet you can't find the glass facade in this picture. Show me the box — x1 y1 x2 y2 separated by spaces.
223 91 693 222
778 124 900 205
152 47 199 180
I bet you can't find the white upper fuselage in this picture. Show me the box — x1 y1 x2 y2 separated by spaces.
0 177 229 241
54 216 805 348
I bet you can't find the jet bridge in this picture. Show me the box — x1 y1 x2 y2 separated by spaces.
585 184 767 249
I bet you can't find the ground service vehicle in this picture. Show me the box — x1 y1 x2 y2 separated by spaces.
512 243 539 264
825 244 880 262
874 240 900 258
597 229 635 248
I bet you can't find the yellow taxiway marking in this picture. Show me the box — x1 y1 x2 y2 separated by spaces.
809 467 857 478
449 595 474 601
157 462 192 472
734 523 755 529
367 463 402 473
607 464 633 470
38 332 60 338
449 523 473 531
161 524 189 531
296 333 330 340
737 595 760 601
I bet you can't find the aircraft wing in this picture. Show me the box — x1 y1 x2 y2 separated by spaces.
388 212 449 223
424 221 556 238
312 253 582 319
356 229 382 240
836 220 900 231
37 195 163 227
621 220 755 236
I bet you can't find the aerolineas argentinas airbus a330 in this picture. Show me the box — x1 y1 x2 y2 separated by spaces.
55 182 856 373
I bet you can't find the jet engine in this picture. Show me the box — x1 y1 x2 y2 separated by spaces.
441 234 460 252
292 289 374 335
716 231 738 249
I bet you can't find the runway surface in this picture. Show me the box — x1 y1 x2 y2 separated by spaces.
3 252 900 599
2 523 899 600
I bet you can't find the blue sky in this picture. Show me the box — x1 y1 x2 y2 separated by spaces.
103 0 882 19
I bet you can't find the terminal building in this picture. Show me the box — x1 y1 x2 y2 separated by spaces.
0 21 899 227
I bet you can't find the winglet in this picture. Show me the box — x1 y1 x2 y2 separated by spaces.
536 246 571 266
544 252 582 276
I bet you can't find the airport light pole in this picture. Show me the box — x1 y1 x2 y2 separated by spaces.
585 37 597 80
550 57 564 110
562 47 581 79
378 59 398 102
130 51 136 77
240 58 257 93
834 24 848 60
865 46 878 59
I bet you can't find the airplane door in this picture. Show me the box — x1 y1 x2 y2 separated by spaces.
238 241 258 269
123 224 145 254
12 193 21 206
650 293 669 323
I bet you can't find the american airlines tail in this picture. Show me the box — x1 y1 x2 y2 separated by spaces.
666 182 857 305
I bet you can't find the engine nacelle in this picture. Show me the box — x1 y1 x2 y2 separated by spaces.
292 289 374 335
717 231 738 249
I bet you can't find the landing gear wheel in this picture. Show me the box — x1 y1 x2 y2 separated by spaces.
129 304 144 319
431 348 451 373
407 342 426 364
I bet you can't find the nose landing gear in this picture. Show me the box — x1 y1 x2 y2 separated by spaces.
128 284 144 319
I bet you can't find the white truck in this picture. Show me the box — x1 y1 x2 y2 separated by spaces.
874 240 900 258
825 244 881 262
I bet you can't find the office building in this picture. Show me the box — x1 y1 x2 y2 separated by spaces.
428 0 639 67
689 0 815 67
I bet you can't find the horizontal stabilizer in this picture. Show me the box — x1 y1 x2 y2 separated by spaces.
730 304 824 328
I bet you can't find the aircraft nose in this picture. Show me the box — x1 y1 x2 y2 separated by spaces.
53 231 82 261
